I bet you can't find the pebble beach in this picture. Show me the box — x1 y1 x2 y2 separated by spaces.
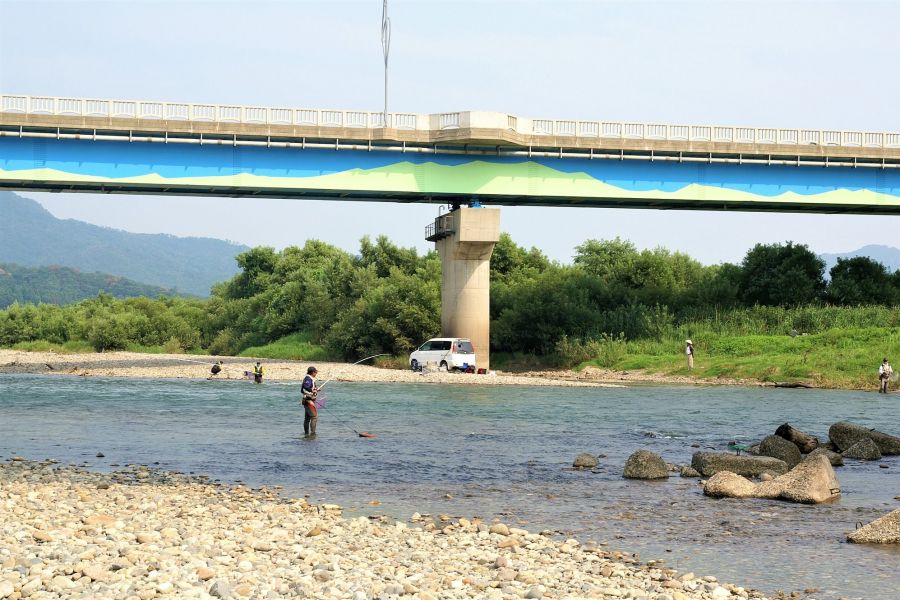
0 458 771 600
0 349 754 388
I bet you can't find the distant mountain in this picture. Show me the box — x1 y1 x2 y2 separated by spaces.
820 245 900 275
0 192 248 296
0 263 177 308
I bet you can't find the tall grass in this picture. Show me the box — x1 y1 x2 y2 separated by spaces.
573 305 900 389
238 332 336 361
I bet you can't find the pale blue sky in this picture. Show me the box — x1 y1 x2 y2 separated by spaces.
1 0 898 263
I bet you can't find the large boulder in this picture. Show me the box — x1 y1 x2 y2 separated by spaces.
691 452 789 478
759 434 802 469
704 456 841 504
754 455 841 504
703 472 757 498
847 509 900 544
805 447 843 467
573 453 599 469
829 422 900 455
774 422 820 453
842 438 882 461
623 450 669 480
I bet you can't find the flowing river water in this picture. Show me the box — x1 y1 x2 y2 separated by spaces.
1 374 898 599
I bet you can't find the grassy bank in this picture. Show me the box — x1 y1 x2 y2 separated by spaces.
579 326 900 389
238 332 335 361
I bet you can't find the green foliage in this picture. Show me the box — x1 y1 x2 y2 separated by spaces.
828 256 900 305
239 333 334 361
739 242 826 306
0 263 176 308
2 225 899 392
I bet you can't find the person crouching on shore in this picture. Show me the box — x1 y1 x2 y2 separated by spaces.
879 358 893 393
301 366 319 436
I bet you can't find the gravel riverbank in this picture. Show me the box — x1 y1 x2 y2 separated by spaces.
0 349 762 388
0 458 772 600
0 350 628 388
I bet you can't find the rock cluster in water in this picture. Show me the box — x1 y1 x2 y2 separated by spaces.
0 457 772 599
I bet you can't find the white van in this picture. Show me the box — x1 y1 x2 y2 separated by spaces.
409 338 477 372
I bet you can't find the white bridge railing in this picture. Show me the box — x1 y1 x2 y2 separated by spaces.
2 94 899 149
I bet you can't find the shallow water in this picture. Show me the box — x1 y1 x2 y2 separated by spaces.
1 374 898 599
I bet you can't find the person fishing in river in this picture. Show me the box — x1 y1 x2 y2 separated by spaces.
301 366 320 436
879 357 893 394
252 361 264 384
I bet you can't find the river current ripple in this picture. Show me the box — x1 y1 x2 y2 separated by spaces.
1 375 898 599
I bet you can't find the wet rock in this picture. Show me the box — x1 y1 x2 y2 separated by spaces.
623 450 669 480
848 508 900 544
755 455 841 503
680 466 701 478
703 456 840 504
805 447 843 466
842 438 882 461
759 435 802 469
96 452 105 458
774 423 819 453
829 421 900 455
691 452 788 477
573 453 599 469
703 472 757 498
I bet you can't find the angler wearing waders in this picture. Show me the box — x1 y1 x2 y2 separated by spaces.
253 361 264 384
301 366 319 436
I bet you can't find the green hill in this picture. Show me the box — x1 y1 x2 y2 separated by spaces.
0 263 176 308
0 192 248 296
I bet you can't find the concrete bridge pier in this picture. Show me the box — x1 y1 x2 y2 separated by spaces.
427 206 501 371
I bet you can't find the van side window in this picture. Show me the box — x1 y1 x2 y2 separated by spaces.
457 340 474 353
436 341 452 351
419 342 432 351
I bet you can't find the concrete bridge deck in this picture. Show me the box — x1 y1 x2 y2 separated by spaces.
3 94 900 166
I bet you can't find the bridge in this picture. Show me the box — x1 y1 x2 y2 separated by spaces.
2 94 899 368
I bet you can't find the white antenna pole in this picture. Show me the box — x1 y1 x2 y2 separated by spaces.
381 0 391 129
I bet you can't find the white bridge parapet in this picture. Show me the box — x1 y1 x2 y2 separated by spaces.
2 93 899 149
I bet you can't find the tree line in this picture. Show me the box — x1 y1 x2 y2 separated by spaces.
1 234 898 359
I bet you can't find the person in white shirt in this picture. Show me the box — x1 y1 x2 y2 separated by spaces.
686 340 695 370
879 358 893 393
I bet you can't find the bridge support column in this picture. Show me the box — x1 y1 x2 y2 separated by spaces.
428 207 501 371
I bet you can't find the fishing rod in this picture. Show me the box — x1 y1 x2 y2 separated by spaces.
317 353 390 389
312 353 389 438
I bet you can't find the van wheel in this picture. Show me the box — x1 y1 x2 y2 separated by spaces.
440 361 449 372
410 359 419 372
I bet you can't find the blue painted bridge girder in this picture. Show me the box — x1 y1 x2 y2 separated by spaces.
1 136 899 214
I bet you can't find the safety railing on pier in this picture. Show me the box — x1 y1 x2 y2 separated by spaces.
2 93 899 149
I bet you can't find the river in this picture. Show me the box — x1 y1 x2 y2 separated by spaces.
1 374 897 599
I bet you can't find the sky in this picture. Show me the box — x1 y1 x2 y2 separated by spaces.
1 0 899 265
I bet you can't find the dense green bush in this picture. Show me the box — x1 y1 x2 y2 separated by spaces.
1 233 898 362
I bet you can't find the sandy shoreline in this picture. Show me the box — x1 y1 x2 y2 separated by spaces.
0 458 771 599
0 349 758 388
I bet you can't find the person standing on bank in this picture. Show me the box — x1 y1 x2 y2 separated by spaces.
252 361 264 384
686 340 695 369
301 366 319 436
208 361 223 380
879 358 893 394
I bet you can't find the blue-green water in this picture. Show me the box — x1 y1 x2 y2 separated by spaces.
1 374 898 599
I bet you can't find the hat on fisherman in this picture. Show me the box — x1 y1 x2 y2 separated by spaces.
686 340 692 345
884 358 889 363
307 366 318 374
